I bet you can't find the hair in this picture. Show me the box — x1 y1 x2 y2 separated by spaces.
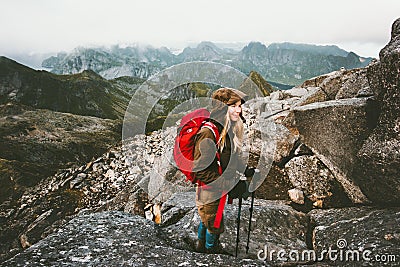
218 108 244 153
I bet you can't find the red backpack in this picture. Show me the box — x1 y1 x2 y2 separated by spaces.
173 108 222 184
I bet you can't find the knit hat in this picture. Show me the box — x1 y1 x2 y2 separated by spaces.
210 87 247 123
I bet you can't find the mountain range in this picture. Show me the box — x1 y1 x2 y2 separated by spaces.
41 42 373 88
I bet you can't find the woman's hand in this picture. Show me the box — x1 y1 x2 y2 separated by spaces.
228 180 250 199
244 166 256 177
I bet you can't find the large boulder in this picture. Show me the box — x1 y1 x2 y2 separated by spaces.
292 98 378 204
335 68 371 99
293 87 328 107
268 123 299 165
254 164 292 200
299 68 372 100
2 211 266 266
299 69 350 100
356 18 400 205
285 155 352 208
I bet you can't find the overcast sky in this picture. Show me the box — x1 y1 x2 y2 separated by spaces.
1 0 399 58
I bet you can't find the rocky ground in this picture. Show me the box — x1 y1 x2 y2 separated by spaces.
2 211 265 267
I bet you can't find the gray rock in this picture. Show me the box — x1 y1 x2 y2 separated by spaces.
0 130 157 262
356 86 375 98
356 18 400 205
122 185 149 217
273 124 299 164
293 98 377 204
2 211 266 267
365 59 383 99
300 68 371 101
288 188 305 204
282 87 308 98
254 164 292 200
285 155 351 208
70 173 87 188
319 70 344 100
263 100 286 112
335 68 369 99
160 191 196 226
294 143 313 156
300 72 332 89
292 87 328 107
19 209 55 249
269 90 284 101
309 207 400 266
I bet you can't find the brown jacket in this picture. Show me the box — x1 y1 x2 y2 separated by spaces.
193 124 246 204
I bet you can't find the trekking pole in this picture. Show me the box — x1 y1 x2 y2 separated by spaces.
245 191 255 254
235 197 243 257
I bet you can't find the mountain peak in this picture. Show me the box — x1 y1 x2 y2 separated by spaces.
241 42 268 54
196 41 220 50
0 56 31 69
80 69 105 80
246 41 267 49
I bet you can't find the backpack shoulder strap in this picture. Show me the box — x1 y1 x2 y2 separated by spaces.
201 121 221 145
201 121 222 175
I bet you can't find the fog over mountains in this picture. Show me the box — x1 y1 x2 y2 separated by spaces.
13 41 372 89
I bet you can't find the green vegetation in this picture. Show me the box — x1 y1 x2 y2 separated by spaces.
0 57 131 120
189 82 210 97
240 71 275 96
145 82 211 134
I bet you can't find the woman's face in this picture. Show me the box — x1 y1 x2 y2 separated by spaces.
228 100 242 122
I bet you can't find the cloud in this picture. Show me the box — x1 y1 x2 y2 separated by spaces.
0 0 399 57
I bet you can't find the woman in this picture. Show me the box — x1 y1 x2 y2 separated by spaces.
193 87 255 254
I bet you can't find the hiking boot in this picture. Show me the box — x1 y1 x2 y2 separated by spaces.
196 239 206 253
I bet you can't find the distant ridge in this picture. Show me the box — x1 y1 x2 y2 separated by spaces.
0 56 131 120
39 42 373 88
